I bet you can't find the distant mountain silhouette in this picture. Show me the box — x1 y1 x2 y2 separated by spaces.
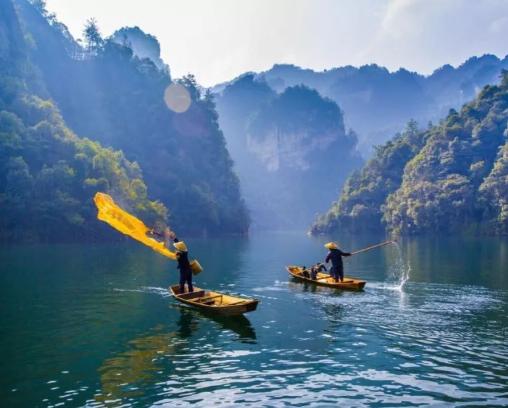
214 55 508 155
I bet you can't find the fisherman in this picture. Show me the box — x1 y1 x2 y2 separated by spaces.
164 228 194 293
324 242 351 282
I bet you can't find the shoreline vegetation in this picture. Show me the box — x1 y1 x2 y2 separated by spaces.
312 72 508 237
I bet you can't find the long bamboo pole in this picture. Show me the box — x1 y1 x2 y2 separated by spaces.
350 240 395 255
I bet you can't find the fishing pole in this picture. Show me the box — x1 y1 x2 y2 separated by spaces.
350 240 396 255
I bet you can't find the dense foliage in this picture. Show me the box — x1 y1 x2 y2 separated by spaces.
311 120 425 233
13 0 249 236
479 142 508 234
216 76 362 229
0 0 166 242
312 73 508 236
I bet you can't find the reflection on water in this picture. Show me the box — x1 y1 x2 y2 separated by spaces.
1 233 507 406
96 326 179 403
169 304 257 342
96 307 256 405
96 310 199 404
210 314 257 343
402 236 508 288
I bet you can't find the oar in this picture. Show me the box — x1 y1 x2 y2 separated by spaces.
350 240 395 256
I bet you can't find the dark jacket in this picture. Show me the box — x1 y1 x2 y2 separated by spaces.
174 238 191 272
325 248 351 271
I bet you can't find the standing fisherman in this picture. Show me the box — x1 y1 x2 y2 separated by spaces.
164 228 194 293
324 242 351 282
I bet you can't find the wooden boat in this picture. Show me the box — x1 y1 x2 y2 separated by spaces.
169 285 259 316
286 265 366 291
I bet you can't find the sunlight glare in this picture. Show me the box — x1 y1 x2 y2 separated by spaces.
164 83 191 113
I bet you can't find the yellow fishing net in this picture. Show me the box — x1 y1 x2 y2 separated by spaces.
93 192 176 260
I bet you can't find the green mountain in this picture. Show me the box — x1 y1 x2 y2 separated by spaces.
215 75 362 229
12 0 249 236
0 0 166 242
312 72 508 236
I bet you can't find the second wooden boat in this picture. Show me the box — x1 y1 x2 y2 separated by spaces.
286 265 366 291
169 285 259 316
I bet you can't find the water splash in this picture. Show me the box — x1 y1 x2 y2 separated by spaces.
387 241 410 291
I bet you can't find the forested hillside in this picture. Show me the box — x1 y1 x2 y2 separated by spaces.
312 72 508 236
214 57 508 155
0 0 166 242
216 74 362 229
12 0 249 236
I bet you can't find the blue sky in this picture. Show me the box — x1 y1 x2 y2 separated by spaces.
45 0 508 86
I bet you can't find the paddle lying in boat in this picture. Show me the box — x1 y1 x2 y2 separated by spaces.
169 285 259 316
286 265 366 291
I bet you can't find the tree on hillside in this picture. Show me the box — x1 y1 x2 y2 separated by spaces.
178 74 202 101
83 18 103 53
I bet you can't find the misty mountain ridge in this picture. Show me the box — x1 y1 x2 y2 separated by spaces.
213 54 508 156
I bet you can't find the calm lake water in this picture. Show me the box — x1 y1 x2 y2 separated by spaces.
1 232 508 407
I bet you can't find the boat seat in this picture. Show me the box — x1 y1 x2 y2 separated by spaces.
196 294 223 304
178 290 206 299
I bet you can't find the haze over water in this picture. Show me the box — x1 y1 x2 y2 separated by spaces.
1 232 507 406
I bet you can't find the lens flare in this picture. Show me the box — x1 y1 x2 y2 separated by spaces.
164 83 191 113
